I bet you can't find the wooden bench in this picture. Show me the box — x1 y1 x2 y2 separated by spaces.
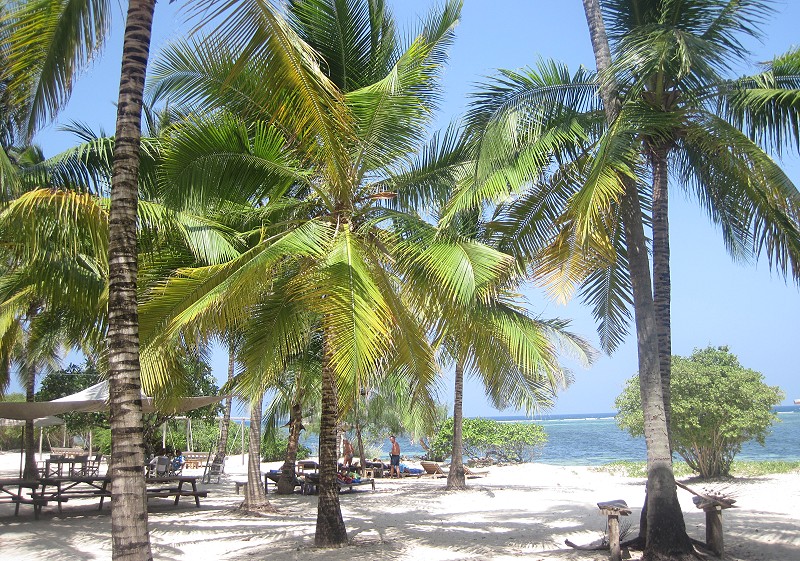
597 500 631 561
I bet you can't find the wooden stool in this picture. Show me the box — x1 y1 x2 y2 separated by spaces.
597 500 631 561
692 495 735 557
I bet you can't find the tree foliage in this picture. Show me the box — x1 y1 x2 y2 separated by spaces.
616 346 784 478
430 417 546 464
37 360 106 435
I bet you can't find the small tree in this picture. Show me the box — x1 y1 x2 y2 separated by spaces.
616 346 784 478
430 417 547 464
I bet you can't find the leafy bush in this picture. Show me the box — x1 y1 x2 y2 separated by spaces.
616 346 784 478
261 434 311 462
429 417 546 463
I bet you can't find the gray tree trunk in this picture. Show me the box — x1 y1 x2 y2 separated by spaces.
215 342 235 465
650 143 673 444
315 334 347 546
23 365 37 479
580 2 693 558
277 400 303 494
107 1 156 559
446 361 466 490
243 392 273 512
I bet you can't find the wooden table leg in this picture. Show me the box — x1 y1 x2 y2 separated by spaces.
705 506 724 557
192 480 200 507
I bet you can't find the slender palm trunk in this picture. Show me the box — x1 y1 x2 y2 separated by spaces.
315 335 347 546
446 361 466 490
277 400 303 494
581 2 693 558
23 367 37 479
650 143 672 442
215 343 235 465
243 392 273 511
107 2 155 559
355 421 365 477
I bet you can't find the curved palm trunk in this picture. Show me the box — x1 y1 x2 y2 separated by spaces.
215 343 235 465
23 367 37 479
107 2 155 559
650 143 672 443
315 336 347 546
446 361 466 490
243 392 273 511
581 2 693 558
277 400 303 494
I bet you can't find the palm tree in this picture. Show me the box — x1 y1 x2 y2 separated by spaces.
105 1 156 558
458 2 800 556
140 0 536 546
431 204 594 490
603 0 800 436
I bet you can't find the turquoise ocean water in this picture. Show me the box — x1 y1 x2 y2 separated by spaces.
369 405 800 465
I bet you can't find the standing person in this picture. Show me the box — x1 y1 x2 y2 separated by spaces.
389 435 401 478
342 438 354 468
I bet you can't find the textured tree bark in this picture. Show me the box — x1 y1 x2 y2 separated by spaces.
355 421 365 477
446 361 466 490
214 342 235 466
581 2 693 559
315 335 347 546
107 1 155 559
650 143 673 444
277 400 303 494
23 366 37 479
243 392 273 512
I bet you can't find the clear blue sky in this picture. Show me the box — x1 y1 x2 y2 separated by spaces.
33 1 800 416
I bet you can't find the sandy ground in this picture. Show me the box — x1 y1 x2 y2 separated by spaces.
1 451 798 560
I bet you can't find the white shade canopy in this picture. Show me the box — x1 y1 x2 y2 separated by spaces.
0 381 225 421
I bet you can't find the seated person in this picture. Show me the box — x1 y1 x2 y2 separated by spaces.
171 450 185 473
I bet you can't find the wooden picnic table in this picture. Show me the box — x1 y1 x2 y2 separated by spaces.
43 455 90 477
145 475 207 508
34 475 207 517
0 478 43 518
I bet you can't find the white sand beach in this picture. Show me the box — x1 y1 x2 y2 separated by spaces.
1 452 798 560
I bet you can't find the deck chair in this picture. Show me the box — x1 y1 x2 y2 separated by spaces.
463 465 489 478
202 452 224 484
148 456 170 478
420 460 449 477
84 454 102 476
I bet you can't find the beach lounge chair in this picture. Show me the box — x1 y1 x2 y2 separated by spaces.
420 460 449 477
463 465 489 478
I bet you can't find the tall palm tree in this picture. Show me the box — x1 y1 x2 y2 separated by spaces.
140 0 528 546
603 0 800 436
106 1 156 558
580 3 692 556
458 2 800 556
431 202 594 490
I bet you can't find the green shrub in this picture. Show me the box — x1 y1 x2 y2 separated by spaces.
429 417 546 463
616 346 784 478
261 434 311 462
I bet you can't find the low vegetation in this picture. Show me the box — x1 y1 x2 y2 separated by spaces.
597 460 800 478
429 417 546 464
